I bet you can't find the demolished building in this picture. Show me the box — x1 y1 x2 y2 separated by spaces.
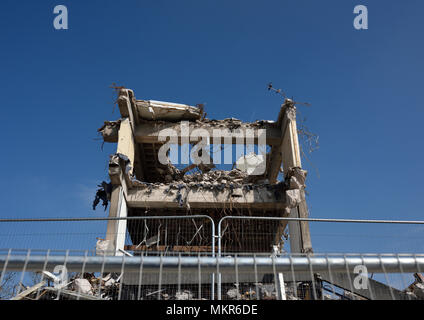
93 88 314 299
97 88 313 257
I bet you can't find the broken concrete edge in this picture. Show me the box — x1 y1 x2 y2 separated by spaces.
277 99 297 127
103 150 309 211
117 87 203 122
137 100 201 122
105 153 304 211
98 118 279 146
42 287 107 300
125 185 293 210
10 281 46 300
100 87 280 145
116 88 133 118
108 153 307 190
97 119 122 143
284 167 307 191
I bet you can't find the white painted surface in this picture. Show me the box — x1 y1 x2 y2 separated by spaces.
115 187 128 256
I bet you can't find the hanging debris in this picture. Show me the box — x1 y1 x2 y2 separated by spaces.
97 120 121 143
92 181 112 211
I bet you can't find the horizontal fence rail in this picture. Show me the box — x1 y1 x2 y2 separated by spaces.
1 253 424 273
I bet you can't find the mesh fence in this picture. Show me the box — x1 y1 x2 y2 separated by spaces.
0 216 215 256
121 216 216 300
1 251 424 300
219 218 286 253
218 216 424 254
1 216 424 300
0 216 216 300
0 218 108 254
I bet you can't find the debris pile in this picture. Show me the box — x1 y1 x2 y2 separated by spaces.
136 99 202 121
195 118 275 131
174 290 194 300
155 168 269 186
11 272 121 300
135 117 275 131
131 168 288 208
406 273 424 299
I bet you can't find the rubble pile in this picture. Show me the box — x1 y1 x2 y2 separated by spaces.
125 288 207 300
169 168 268 185
284 167 307 191
224 283 300 300
406 273 424 299
196 118 275 131
133 167 275 189
134 117 275 131
70 272 120 299
131 168 287 208
12 272 121 300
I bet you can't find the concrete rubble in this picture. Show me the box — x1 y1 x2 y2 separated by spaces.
406 273 424 299
154 167 267 185
126 167 298 209
136 99 202 121
11 272 121 300
224 282 302 300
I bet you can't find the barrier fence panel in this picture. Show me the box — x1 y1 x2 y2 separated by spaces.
0 216 216 300
216 216 424 300
1 252 424 300
120 215 216 300
0 218 109 254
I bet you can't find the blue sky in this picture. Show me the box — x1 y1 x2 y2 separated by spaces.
0 0 423 253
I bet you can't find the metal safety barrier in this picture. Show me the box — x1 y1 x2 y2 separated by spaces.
1 215 424 300
1 251 424 300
